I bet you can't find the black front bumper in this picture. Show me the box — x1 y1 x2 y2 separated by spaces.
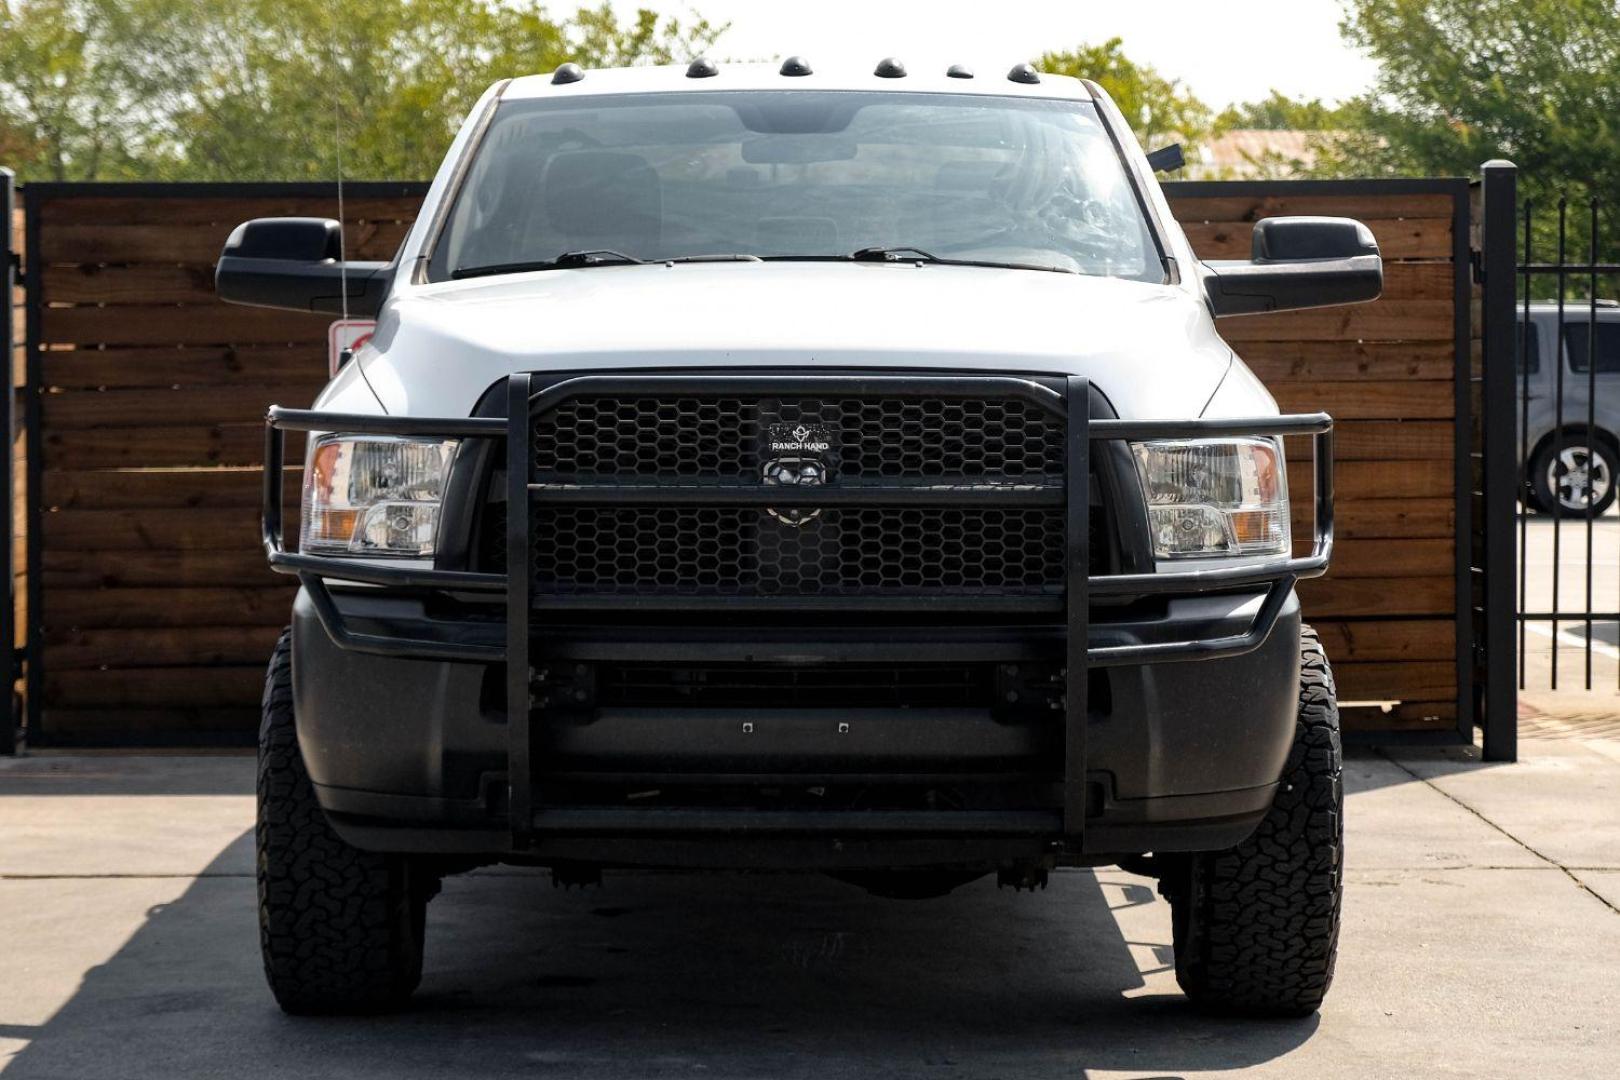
266 374 1332 866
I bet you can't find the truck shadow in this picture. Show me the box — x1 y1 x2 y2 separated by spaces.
4 830 1317 1079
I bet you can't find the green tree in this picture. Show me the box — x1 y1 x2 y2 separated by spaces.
1324 0 1620 206
0 1 720 181
1215 91 1366 134
1039 38 1211 153
0 0 207 179
169 0 721 180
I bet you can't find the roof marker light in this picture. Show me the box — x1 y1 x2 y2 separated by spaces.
874 57 906 78
551 63 584 85
946 63 974 79
1007 62 1040 85
686 57 718 78
779 56 813 77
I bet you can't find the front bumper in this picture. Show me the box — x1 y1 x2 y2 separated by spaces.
267 374 1332 865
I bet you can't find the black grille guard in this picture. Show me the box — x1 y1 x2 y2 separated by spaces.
265 374 1332 841
264 375 1333 668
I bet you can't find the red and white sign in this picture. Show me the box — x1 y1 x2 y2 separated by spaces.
327 319 376 377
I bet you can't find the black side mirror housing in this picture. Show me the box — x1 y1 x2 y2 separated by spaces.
215 217 390 316
1145 144 1185 174
1202 216 1383 317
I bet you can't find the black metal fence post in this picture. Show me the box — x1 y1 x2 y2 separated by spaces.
1478 160 1519 762
2 167 16 755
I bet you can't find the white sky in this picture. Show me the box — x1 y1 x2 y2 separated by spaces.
648 0 1378 109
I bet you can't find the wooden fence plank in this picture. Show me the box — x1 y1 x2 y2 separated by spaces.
1292 497 1455 539
43 424 295 469
1308 536 1453 577
43 468 294 510
1215 300 1458 343
37 194 424 227
38 220 409 265
45 625 284 669
1287 459 1453 501
1271 379 1454 419
1328 421 1455 461
1242 340 1457 381
42 506 275 550
43 264 218 305
42 346 328 389
1311 619 1458 663
41 384 320 428
1332 660 1456 701
1297 575 1453 616
1166 191 1456 223
40 304 331 347
1363 261 1458 301
44 665 268 707
1181 217 1451 261
42 547 281 588
46 586 296 628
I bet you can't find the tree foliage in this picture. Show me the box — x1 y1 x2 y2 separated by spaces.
1039 39 1211 152
1323 0 1620 204
1214 92 1366 135
0 0 720 181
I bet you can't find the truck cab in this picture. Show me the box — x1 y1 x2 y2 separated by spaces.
221 59 1379 1018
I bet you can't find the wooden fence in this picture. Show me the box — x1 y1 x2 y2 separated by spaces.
6 178 1475 745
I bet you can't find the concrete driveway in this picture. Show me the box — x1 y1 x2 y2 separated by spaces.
2 732 1617 1079
1520 513 1620 694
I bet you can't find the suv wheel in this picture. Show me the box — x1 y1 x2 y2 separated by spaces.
1529 435 1617 516
258 629 430 1014
1165 625 1343 1017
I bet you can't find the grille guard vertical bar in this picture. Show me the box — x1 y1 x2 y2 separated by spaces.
1063 378 1091 837
506 374 535 845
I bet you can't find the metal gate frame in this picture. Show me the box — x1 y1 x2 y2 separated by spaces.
2 167 15 754
1476 161 1521 762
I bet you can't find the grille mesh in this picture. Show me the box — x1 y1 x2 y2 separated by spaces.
523 388 1070 602
532 395 1064 484
530 507 1064 597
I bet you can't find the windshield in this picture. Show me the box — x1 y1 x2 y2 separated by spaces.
429 90 1164 282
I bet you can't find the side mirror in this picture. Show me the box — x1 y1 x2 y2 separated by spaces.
215 217 390 316
1202 216 1383 317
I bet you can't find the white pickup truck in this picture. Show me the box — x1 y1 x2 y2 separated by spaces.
218 57 1379 1017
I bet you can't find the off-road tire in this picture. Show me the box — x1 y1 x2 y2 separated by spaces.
258 629 428 1014
1167 624 1343 1017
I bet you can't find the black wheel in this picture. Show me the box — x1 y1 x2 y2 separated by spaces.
257 629 430 1014
1529 434 1617 516
1166 625 1343 1017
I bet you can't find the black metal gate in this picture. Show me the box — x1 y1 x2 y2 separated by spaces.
1497 175 1620 695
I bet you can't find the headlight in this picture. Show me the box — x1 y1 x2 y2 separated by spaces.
301 436 457 557
1131 437 1289 559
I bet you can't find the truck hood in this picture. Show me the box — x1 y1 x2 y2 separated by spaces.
337 262 1233 420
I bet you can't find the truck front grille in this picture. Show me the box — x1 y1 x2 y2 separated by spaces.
507 379 1093 611
532 394 1065 484
530 506 1065 597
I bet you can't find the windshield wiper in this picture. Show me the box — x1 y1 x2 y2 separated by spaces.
664 253 764 264
844 247 1077 274
451 249 645 279
849 246 940 263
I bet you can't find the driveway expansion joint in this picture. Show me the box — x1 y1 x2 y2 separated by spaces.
1377 749 1620 917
